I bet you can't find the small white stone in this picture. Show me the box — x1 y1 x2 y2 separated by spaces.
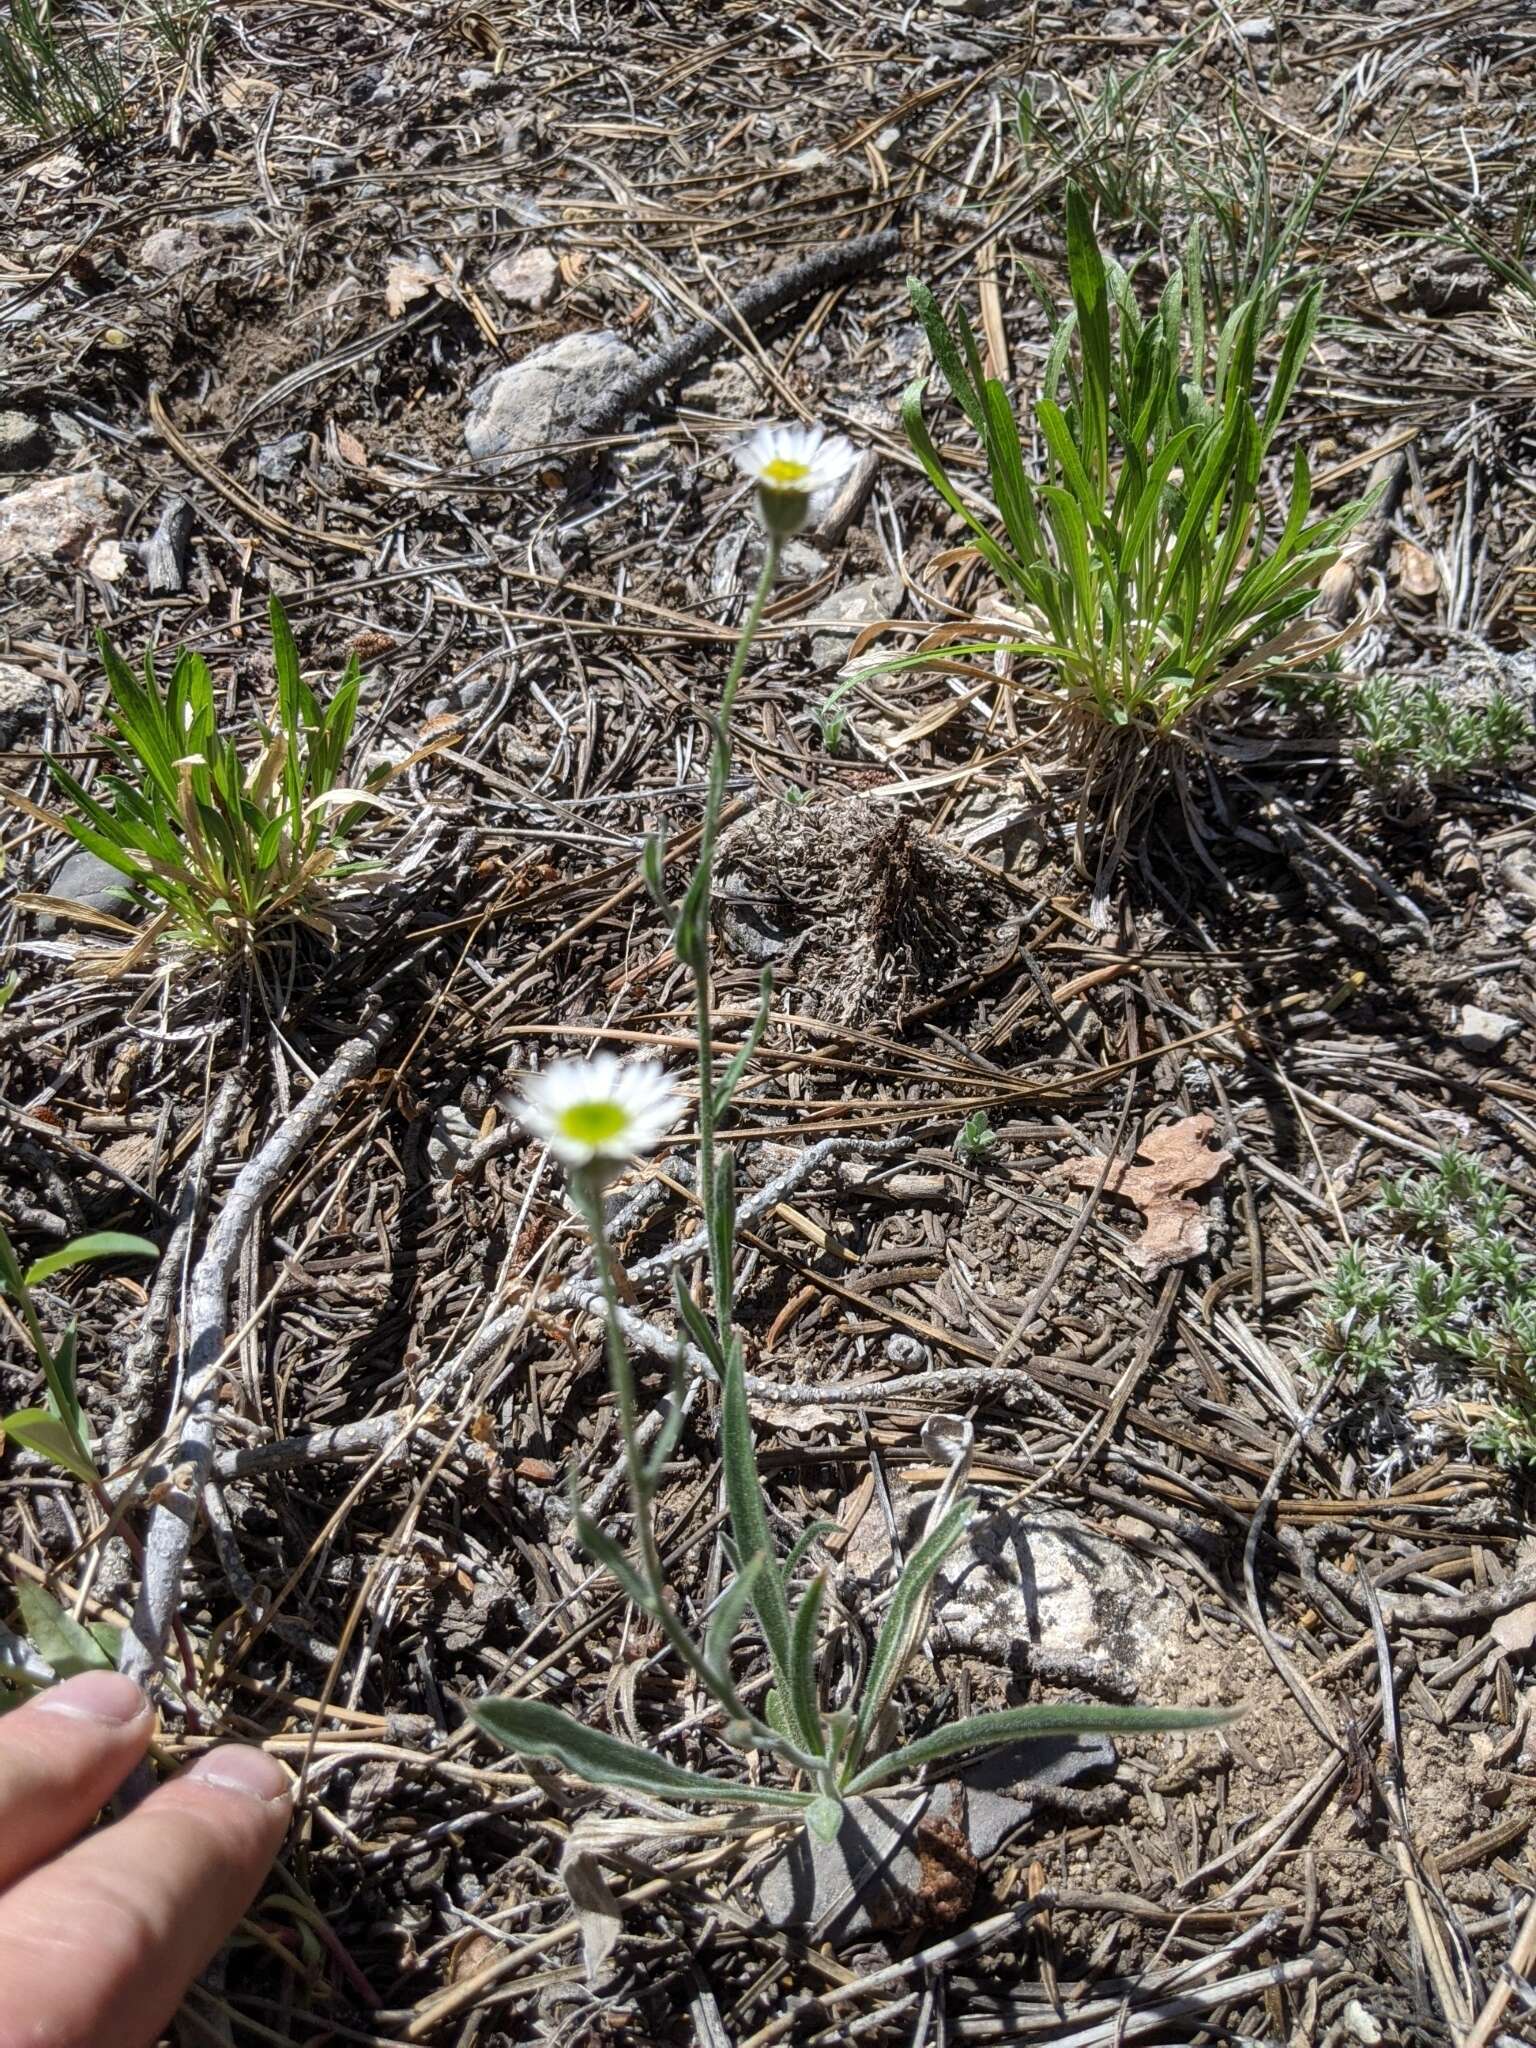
1342 2001 1384 2045
1455 1004 1521 1055
87 538 129 582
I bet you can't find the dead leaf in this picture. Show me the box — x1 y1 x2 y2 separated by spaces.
560 1837 626 1983
219 75 275 109
332 426 367 467
559 1815 713 1980
751 1401 843 1434
1049 1114 1231 1279
385 255 446 318
1391 538 1440 597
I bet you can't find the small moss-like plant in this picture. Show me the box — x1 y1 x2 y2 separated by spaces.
1349 673 1529 798
14 599 390 966
898 189 1360 872
468 428 1232 1843
1315 1150 1536 1470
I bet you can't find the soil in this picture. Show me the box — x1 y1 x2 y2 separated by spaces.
3 3 1536 2046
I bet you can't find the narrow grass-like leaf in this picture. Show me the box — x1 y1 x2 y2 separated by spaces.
1065 187 1111 488
908 278 986 434
787 1571 828 1764
1261 283 1320 450
672 1268 726 1374
981 379 1046 572
849 1498 972 1769
573 1510 659 1617
721 1338 804 1740
705 1552 766 1685
901 381 1027 595
713 968 773 1122
23 1234 158 1287
0 1409 97 1483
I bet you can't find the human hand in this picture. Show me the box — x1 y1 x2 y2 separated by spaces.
0 1668 291 2048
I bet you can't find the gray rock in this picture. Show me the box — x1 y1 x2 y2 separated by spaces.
679 357 757 416
0 470 127 573
779 540 828 582
885 1333 930 1369
307 153 357 185
256 432 310 483
1454 1004 1521 1055
487 246 559 311
36 848 138 931
0 409 50 473
753 1737 1114 1935
464 330 640 467
0 661 50 748
1342 2002 1386 2046
935 1507 1179 1685
428 1104 479 1179
139 225 205 274
1237 13 1277 36
807 576 901 670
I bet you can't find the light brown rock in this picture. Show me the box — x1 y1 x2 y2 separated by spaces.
0 470 128 572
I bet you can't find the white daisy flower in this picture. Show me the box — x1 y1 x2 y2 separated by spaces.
519 1055 681 1172
735 423 857 534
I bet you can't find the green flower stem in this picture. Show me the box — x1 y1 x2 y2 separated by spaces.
692 533 780 1340
570 1166 823 1777
572 1170 648 1508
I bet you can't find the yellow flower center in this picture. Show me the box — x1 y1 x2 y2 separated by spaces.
556 1100 631 1147
759 457 811 489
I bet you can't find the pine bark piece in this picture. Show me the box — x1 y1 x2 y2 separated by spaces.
569 226 900 446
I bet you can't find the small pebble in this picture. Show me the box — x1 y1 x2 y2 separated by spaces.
885 1333 930 1370
1454 1004 1521 1055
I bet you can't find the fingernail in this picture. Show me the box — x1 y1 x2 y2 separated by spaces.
34 1670 148 1726
185 1744 291 1806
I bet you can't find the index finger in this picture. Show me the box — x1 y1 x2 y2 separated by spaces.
0 1670 153 1889
0 1742 292 2048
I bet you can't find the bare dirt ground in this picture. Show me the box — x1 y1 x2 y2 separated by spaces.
4 2 1536 2043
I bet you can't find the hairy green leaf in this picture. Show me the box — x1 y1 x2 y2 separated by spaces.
12 1583 114 1680
469 1697 808 1810
845 1702 1240 1796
